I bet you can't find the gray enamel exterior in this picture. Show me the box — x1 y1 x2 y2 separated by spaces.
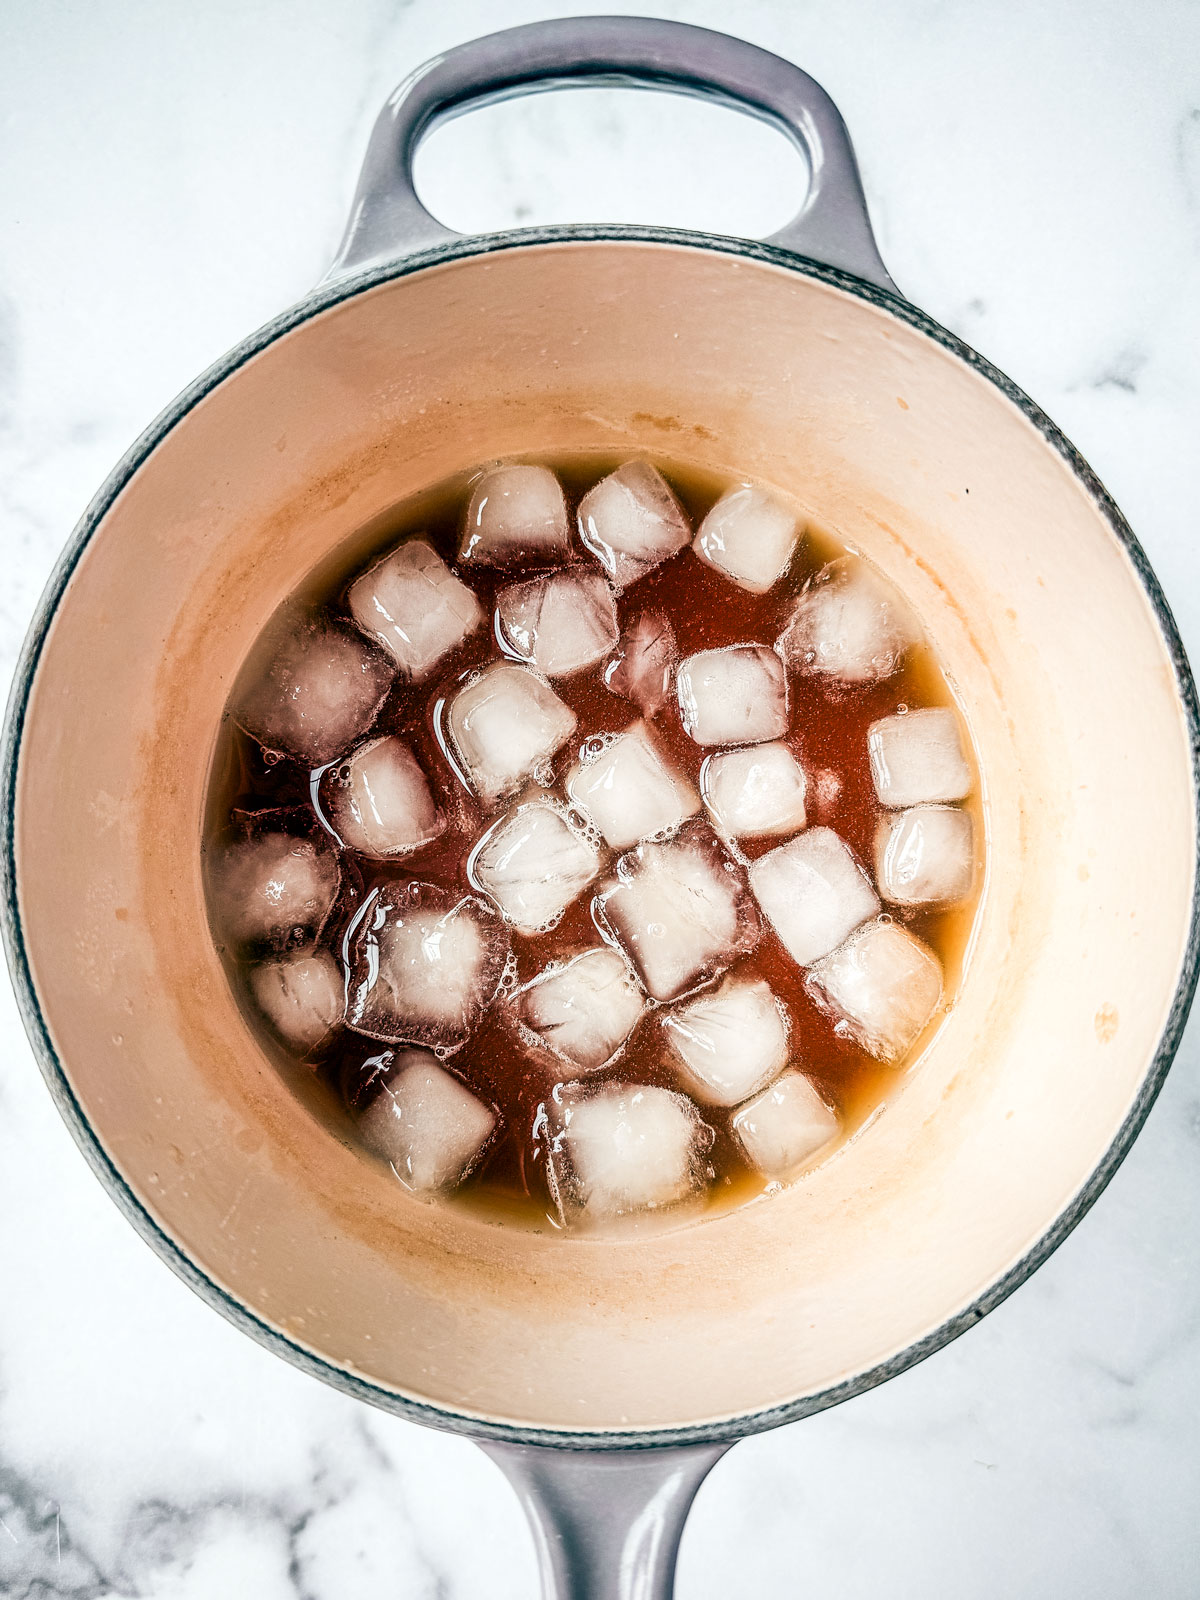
326 14 896 292
4 221 1198 1455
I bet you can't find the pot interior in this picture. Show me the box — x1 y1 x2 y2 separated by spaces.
14 239 1196 1433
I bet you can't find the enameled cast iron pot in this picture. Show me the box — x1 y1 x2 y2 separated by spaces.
4 18 1198 1598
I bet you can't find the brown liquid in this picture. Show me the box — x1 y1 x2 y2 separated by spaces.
205 454 981 1229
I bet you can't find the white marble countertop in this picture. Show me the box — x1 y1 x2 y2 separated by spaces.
2 1 1199 1594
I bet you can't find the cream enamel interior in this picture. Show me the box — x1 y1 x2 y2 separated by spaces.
15 241 1196 1431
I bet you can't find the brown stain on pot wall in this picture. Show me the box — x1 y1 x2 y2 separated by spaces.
1094 1004 1119 1043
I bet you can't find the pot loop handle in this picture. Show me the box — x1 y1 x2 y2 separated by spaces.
326 15 898 294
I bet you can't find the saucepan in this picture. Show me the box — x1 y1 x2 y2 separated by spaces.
3 17 1197 1598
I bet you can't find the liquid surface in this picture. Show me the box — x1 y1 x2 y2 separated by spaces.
205 454 982 1230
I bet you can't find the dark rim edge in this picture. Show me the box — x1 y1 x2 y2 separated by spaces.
4 223 1198 1452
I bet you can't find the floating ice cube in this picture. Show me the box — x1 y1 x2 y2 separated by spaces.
345 884 509 1048
701 741 807 840
693 483 800 594
577 460 691 590
496 570 619 676
323 736 444 859
347 538 483 682
445 662 576 802
468 800 600 935
359 1049 498 1192
460 464 571 566
211 831 340 949
808 918 943 1061
868 706 971 807
749 826 879 968
604 611 677 717
514 947 646 1071
663 976 789 1107
676 645 788 746
565 721 699 850
249 949 343 1053
598 825 758 1001
875 805 974 906
547 1083 713 1222
732 1070 840 1177
779 558 918 684
238 618 393 767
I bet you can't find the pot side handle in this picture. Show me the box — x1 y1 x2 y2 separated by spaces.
326 15 898 294
481 1439 731 1600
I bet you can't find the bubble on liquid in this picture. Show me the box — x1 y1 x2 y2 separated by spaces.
896 703 909 715
263 749 283 767
497 949 521 996
433 1043 453 1061
878 912 893 925
580 732 618 765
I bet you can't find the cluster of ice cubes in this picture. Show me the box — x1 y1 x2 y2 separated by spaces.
220 455 976 1214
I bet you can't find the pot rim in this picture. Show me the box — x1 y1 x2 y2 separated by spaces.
4 223 1198 1451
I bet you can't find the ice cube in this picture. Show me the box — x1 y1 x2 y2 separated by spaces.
468 800 600 935
547 1083 713 1221
514 947 646 1071
604 611 677 717
663 976 789 1107
238 617 393 767
732 1070 840 1177
344 884 509 1048
676 645 788 746
347 538 483 681
868 706 971 807
779 558 918 684
875 805 974 905
565 721 699 850
460 464 570 565
693 483 800 594
701 741 808 840
445 662 577 802
749 826 879 968
249 949 343 1053
577 460 691 590
323 736 444 859
496 570 619 677
598 825 759 1001
359 1049 497 1192
808 918 943 1061
211 831 340 949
